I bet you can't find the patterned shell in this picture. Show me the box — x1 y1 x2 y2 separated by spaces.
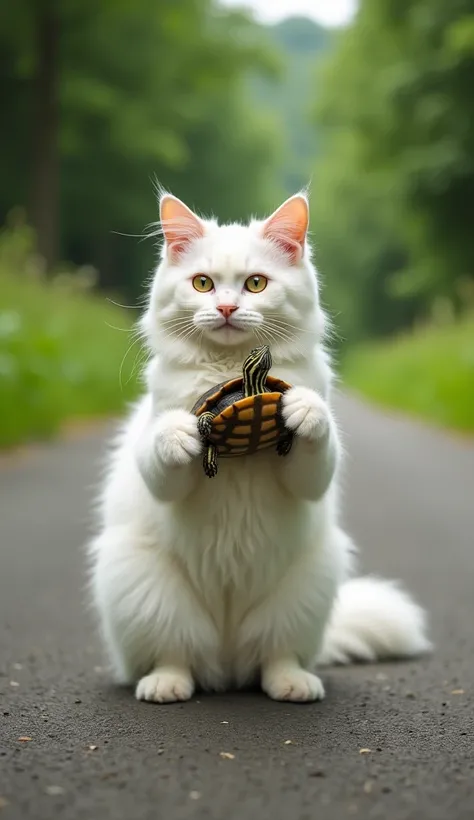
191 375 291 457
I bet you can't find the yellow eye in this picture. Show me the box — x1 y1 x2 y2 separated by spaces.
192 274 214 293
244 275 268 293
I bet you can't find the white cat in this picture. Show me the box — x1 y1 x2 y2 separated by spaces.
89 192 431 704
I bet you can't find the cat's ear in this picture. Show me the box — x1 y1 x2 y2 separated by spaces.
262 194 309 264
160 194 205 261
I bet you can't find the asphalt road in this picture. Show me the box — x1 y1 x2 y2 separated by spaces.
1 394 473 820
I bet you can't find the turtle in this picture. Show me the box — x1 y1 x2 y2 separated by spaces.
191 344 293 478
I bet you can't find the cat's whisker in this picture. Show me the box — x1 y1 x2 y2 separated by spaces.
160 314 195 320
159 318 197 334
268 315 319 336
173 324 196 338
106 297 145 310
174 321 196 333
159 314 196 327
258 326 286 349
261 332 289 352
265 319 304 334
265 319 298 339
161 308 195 315
261 323 295 344
164 328 196 343
125 347 150 386
264 315 317 335
263 323 297 340
119 334 145 391
105 322 138 334
173 324 200 344
160 319 197 331
254 327 265 347
260 323 305 358
177 331 200 346
270 332 305 356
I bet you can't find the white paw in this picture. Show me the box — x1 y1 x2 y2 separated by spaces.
282 387 330 442
263 669 325 703
135 669 195 704
154 410 202 467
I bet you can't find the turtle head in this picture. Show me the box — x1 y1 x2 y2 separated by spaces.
242 345 272 395
248 345 272 372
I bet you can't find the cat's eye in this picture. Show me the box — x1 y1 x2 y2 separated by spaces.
192 274 214 293
244 275 268 293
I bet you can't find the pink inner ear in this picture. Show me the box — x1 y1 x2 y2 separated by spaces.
263 195 309 263
160 195 205 260
265 228 302 262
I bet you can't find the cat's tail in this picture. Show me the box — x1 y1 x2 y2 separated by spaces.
318 576 432 666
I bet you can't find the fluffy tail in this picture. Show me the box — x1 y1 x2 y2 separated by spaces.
318 577 432 666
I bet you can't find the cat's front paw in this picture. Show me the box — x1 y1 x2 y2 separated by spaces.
282 386 330 442
263 668 325 703
154 410 202 467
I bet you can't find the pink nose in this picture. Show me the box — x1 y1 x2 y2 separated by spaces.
217 304 238 320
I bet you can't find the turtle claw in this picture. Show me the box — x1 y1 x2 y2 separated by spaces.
276 436 293 457
204 461 218 479
203 444 218 478
197 412 214 439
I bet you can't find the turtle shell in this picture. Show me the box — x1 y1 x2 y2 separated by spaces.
191 375 292 457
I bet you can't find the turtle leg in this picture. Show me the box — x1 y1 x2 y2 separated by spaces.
197 412 218 477
276 434 293 457
197 411 215 440
203 443 219 478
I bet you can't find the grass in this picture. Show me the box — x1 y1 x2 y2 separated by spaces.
0 220 143 449
342 314 474 433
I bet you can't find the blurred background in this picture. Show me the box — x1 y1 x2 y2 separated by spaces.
0 0 473 449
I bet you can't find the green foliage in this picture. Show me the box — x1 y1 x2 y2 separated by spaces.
0 0 282 294
311 0 474 345
0 218 140 448
343 314 474 432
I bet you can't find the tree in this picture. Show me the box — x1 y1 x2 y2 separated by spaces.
30 1 60 267
311 0 474 344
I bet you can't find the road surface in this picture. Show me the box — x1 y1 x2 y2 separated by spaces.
1 394 473 820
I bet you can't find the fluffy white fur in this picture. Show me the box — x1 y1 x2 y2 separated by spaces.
89 192 431 704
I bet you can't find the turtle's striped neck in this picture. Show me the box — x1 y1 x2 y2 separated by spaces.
242 345 272 396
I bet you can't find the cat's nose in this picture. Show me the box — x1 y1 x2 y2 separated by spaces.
217 304 238 320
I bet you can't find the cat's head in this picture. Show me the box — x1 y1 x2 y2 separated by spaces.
142 192 326 363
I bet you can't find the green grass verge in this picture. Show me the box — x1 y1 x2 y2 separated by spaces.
0 221 142 448
342 315 474 433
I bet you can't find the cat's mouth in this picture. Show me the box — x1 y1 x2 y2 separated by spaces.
217 319 245 331
198 317 256 333
201 319 257 346
192 310 262 343
212 318 260 336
